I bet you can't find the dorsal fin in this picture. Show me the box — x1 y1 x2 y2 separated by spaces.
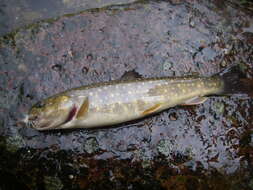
121 70 142 81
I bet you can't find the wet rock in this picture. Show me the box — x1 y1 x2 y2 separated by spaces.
189 17 195 28
81 66 89 74
168 0 183 5
238 62 248 74
0 0 253 189
52 64 63 72
141 160 152 169
160 175 200 190
242 32 253 44
18 64 28 72
249 179 253 189
86 53 93 61
0 0 140 36
163 61 173 71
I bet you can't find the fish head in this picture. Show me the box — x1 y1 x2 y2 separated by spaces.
26 95 74 130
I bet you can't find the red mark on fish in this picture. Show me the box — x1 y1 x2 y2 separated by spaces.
65 105 77 123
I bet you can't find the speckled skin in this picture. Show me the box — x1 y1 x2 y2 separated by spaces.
29 76 223 130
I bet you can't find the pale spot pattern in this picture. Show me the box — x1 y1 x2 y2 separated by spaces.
65 76 224 129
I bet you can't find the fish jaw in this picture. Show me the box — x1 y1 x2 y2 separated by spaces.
35 120 62 131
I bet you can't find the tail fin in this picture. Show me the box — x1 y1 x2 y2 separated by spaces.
219 64 253 97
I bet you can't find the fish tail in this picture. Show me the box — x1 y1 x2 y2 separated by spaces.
219 64 253 97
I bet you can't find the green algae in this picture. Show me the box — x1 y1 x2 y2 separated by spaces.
0 30 18 47
5 134 26 153
213 102 225 115
157 139 173 157
44 176 64 190
84 137 99 154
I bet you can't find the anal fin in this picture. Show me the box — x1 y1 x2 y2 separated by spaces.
181 97 208 106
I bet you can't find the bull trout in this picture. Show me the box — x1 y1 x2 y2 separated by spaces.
24 66 252 130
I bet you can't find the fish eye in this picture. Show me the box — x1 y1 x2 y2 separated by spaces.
35 101 45 108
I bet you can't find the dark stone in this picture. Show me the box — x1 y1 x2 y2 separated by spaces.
0 0 253 189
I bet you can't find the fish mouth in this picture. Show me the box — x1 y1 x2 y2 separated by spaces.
35 123 55 130
22 115 51 130
21 115 37 128
28 121 37 128
30 121 56 131
34 120 65 131
22 115 64 131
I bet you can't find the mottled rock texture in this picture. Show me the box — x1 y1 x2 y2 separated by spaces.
0 0 253 189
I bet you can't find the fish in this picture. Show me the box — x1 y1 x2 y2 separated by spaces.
24 65 253 130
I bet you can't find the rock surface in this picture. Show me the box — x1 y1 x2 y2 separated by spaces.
0 0 253 189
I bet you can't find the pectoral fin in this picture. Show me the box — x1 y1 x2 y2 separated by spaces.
76 97 89 119
142 103 162 116
181 97 208 105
